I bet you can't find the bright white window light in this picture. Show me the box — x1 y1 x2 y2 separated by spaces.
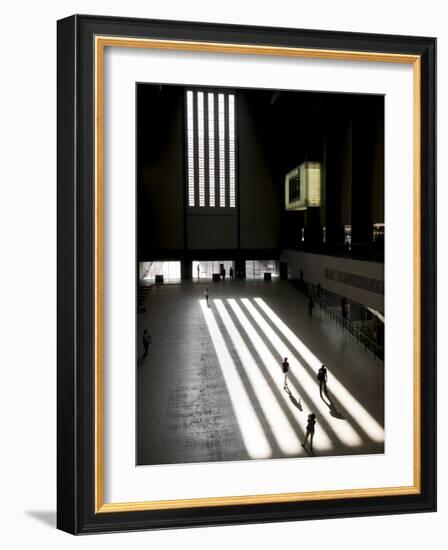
306 162 321 207
187 91 195 207
218 93 226 207
253 298 385 443
208 93 215 207
197 92 205 207
215 300 304 455
199 300 271 459
228 95 235 208
187 90 236 209
226 299 332 452
241 298 363 447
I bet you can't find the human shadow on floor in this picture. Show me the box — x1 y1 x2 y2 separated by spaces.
320 392 346 420
284 386 303 411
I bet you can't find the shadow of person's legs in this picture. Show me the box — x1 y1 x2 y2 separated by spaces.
284 386 303 411
320 389 331 406
326 394 346 420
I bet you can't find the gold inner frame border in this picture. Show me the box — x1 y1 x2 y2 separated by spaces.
94 35 421 513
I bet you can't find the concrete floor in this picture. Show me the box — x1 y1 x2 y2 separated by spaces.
137 280 384 465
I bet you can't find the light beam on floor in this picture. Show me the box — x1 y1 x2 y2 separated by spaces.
253 298 384 443
241 298 363 447
215 299 304 455
199 300 272 459
227 299 332 451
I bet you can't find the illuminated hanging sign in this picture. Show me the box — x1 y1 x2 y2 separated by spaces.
285 161 321 211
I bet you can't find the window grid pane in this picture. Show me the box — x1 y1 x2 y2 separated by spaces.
186 90 236 210
208 93 215 207
218 94 226 207
187 91 195 206
197 92 205 207
228 94 236 208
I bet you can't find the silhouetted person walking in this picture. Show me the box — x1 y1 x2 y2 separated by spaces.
282 357 290 390
142 329 151 358
229 267 234 279
223 267 226 280
308 296 314 317
197 264 200 280
317 364 328 397
204 287 209 307
302 413 316 453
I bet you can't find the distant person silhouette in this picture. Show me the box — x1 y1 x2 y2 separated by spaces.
229 267 234 279
197 264 200 280
204 287 209 307
142 329 151 358
302 413 316 453
223 267 226 280
282 357 290 390
308 296 314 317
317 364 328 397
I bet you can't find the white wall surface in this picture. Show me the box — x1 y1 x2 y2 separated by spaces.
0 1 444 548
282 249 384 310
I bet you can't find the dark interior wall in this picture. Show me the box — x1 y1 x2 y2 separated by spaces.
271 90 329 246
238 91 280 249
370 98 385 223
137 85 282 256
136 84 384 259
276 92 384 248
137 85 185 259
187 214 238 249
350 95 384 244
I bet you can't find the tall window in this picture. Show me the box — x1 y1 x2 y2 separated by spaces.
186 91 195 207
186 89 236 208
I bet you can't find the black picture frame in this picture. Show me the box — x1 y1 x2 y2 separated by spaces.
57 14 436 535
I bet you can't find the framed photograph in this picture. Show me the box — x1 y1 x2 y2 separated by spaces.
57 14 436 534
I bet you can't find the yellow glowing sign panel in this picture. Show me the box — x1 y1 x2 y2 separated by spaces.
285 162 321 211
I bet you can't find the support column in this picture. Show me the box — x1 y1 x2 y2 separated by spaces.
324 132 346 247
181 260 192 280
351 117 373 247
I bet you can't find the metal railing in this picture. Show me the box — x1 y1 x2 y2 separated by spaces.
298 281 384 362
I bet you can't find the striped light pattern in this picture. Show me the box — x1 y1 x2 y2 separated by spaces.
254 298 385 443
198 296 384 459
200 300 271 459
